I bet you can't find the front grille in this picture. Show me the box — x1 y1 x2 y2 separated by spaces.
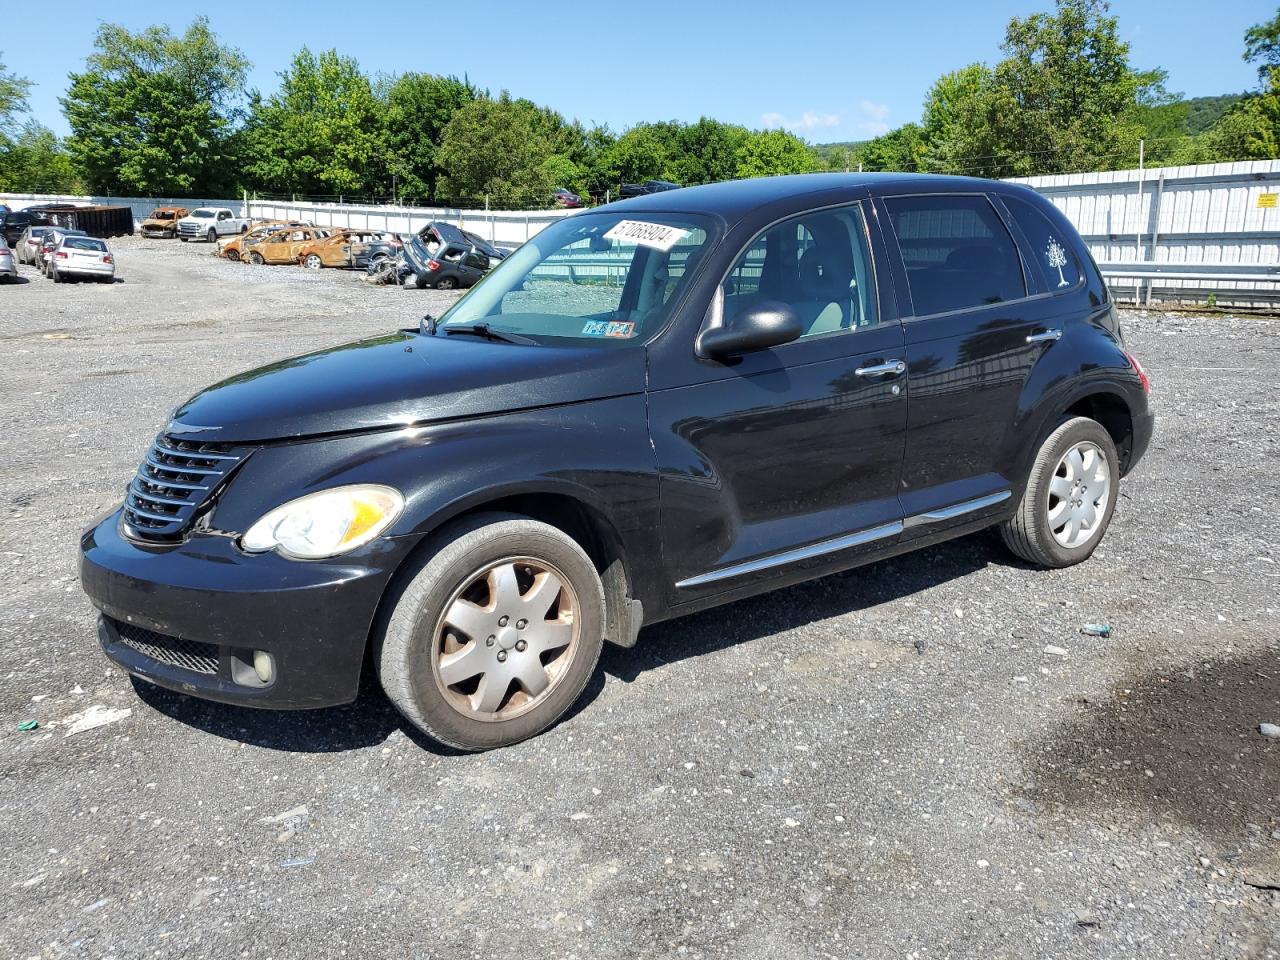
112 619 219 676
123 434 250 541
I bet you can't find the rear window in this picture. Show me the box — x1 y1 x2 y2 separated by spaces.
1002 195 1081 291
65 237 107 251
886 194 1026 316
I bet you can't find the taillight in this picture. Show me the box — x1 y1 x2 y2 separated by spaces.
103 254 114 264
56 251 68 259
1125 351 1149 392
426 259 441 271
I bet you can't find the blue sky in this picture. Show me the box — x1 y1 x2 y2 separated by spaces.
7 0 1272 142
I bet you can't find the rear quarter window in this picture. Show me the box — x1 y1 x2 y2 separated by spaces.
1002 194 1082 292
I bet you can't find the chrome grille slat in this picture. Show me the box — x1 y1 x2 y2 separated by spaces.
122 434 252 541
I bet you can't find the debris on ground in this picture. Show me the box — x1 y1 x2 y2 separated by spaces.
62 705 131 736
1080 623 1113 638
259 804 310 826
18 719 39 731
1260 723 1280 739
1043 644 1070 657
279 857 314 869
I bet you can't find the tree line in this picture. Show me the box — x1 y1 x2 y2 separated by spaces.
1 2 1278 207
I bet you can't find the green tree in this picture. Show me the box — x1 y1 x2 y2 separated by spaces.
242 48 385 197
0 121 82 193
61 19 248 195
0 53 31 143
735 129 819 178
919 63 1000 173
382 72 478 200
435 94 573 205
856 123 927 172
1244 10 1280 83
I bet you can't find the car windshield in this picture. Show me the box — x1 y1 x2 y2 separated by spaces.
192 210 215 218
154 212 175 220
438 212 715 344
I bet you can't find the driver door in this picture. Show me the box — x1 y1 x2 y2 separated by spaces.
650 201 908 604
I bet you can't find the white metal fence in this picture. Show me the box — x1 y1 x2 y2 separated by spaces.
6 158 1279 307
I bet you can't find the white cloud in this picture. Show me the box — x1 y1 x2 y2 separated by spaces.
854 100 891 137
760 110 842 133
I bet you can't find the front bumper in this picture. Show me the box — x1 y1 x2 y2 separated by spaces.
80 508 412 708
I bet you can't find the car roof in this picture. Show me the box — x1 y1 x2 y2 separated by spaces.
606 172 1031 222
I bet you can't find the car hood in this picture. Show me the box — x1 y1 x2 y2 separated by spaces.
168 330 645 443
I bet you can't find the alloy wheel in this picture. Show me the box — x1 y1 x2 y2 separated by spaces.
430 557 579 722
1047 441 1110 548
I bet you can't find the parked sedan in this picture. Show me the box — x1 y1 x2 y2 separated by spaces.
553 187 583 208
38 228 88 276
48 235 115 283
0 238 16 282
244 226 333 265
16 225 53 265
297 230 400 270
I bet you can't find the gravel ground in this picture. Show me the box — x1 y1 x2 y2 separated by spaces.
0 235 1277 959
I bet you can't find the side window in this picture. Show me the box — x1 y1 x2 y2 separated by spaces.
885 195 1026 316
1002 195 1081 291
722 203 878 338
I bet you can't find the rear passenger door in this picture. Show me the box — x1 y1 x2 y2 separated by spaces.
876 192 1059 536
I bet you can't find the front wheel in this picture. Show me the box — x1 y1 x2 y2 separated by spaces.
303 254 322 270
248 251 264 265
179 237 188 242
1000 416 1120 568
376 514 606 751
225 249 240 262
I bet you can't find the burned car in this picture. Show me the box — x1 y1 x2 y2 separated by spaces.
402 222 492 290
297 230 400 270
140 206 189 239
243 226 333 265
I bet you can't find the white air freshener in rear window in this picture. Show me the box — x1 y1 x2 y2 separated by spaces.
603 220 690 252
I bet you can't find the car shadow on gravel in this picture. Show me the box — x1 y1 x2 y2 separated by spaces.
1020 644 1280 844
598 532 999 684
130 532 1002 755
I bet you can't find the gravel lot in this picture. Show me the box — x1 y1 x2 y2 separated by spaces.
1 235 1277 959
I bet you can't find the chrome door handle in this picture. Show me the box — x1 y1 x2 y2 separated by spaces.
854 360 906 377
1026 329 1062 344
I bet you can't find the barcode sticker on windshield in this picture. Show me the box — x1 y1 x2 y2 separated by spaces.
603 220 689 252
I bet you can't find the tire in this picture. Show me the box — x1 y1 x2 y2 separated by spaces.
414 272 429 290
303 254 322 270
180 237 188 242
375 513 606 751
1000 416 1120 568
249 251 264 265
206 229 217 243
51 266 61 283
240 224 248 234
225 249 240 262
436 276 457 290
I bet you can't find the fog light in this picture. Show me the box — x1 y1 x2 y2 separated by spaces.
253 650 275 684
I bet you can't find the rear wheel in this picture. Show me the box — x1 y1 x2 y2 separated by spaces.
249 251 264 265
1000 416 1119 568
436 276 456 290
225 249 240 262
376 514 606 751
206 228 217 243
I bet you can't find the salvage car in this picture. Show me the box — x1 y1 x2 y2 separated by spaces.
244 226 333 265
140 206 189 239
1 208 52 246
80 173 1153 752
401 221 494 289
297 230 400 270
216 221 308 262
0 237 16 281
48 234 115 283
38 228 87 276
15 225 52 265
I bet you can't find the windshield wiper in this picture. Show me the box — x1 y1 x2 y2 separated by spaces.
443 323 537 346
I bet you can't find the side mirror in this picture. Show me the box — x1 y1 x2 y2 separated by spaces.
698 300 803 359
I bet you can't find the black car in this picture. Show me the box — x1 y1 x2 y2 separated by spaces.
80 173 1153 751
1 208 52 246
401 222 492 289
619 179 680 199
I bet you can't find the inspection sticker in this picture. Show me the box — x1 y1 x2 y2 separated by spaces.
603 220 689 252
582 320 636 339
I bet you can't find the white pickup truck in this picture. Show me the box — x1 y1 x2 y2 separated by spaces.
176 207 250 243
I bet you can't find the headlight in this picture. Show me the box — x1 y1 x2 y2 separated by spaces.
240 484 404 559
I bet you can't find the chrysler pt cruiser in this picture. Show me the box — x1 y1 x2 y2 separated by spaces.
81 174 1153 750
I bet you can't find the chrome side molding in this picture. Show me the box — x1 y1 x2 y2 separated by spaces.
903 490 1012 529
675 521 904 590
